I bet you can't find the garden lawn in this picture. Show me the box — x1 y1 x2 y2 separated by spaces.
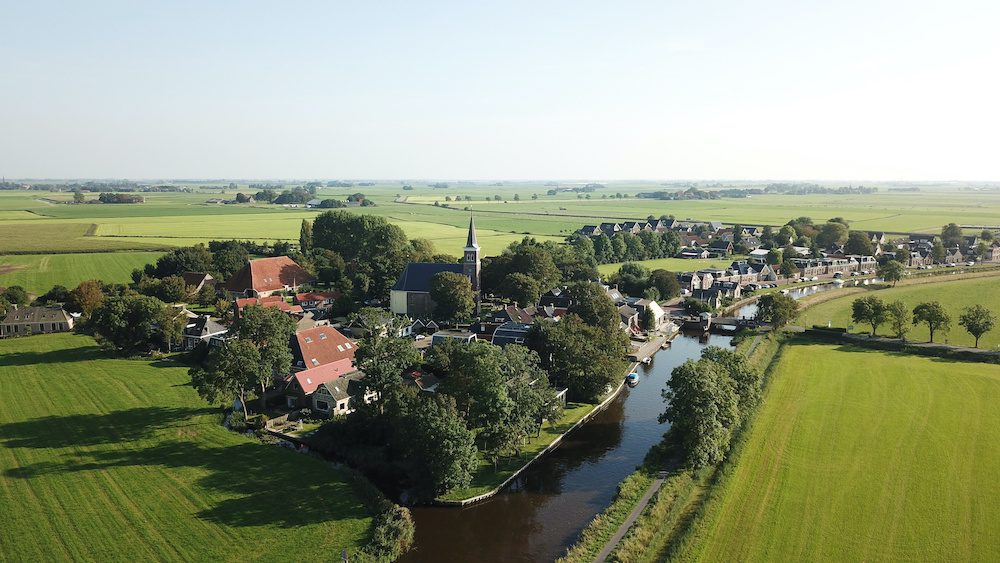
597 256 742 277
670 342 1000 562
799 275 1000 348
0 334 373 561
0 252 162 295
436 401 595 501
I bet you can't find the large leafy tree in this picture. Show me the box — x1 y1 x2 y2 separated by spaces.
352 308 421 397
311 211 413 299
529 314 628 402
146 244 214 278
233 305 297 411
845 231 874 255
958 304 996 348
210 240 250 280
886 300 911 340
649 269 681 300
815 221 849 248
567 282 619 333
481 239 561 296
2 286 29 306
190 338 263 419
931 240 946 263
503 272 542 307
912 301 951 343
66 280 106 316
852 295 888 335
878 260 905 286
755 293 799 330
941 223 963 247
430 271 475 324
660 359 738 469
399 395 478 498
88 293 175 355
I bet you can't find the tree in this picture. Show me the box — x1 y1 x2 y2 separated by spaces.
878 260 905 286
845 231 873 255
567 283 618 332
88 293 174 355
766 248 782 265
941 223 963 247
649 269 680 300
234 305 297 411
931 240 946 263
641 307 656 331
211 240 250 280
352 308 422 396
190 339 262 419
780 260 797 279
312 211 413 299
66 280 105 315
2 286 29 306
912 301 951 343
816 221 849 248
430 272 475 325
851 295 887 335
660 359 738 469
529 314 628 402
958 304 996 348
886 300 911 340
145 244 213 278
756 293 799 330
72 190 86 203
299 219 312 252
504 272 541 307
399 395 478 498
35 285 70 305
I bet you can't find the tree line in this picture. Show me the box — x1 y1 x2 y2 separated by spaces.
851 296 996 347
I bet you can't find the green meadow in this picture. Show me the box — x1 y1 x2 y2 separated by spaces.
0 333 374 561
669 342 1000 562
0 252 162 295
597 256 740 277
799 276 1000 348
1 184 999 292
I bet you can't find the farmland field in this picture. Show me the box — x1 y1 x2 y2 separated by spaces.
669 342 1000 562
799 276 1000 349
597 256 742 276
0 252 162 295
0 333 374 561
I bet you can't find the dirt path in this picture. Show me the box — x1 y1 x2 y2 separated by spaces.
594 475 667 563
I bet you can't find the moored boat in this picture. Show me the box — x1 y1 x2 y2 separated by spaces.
626 372 639 387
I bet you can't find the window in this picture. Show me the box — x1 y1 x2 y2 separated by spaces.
319 333 327 340
304 336 313 343
344 342 352 349
336 345 344 352
311 359 319 367
315 400 329 411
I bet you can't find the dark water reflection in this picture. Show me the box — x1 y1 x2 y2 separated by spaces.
400 333 734 563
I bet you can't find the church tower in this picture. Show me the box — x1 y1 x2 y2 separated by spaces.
463 214 481 311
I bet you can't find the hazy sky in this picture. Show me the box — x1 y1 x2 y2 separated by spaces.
2 0 998 181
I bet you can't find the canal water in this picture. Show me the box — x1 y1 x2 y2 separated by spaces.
734 279 877 319
399 332 734 563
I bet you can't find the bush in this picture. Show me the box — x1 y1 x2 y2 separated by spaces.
228 411 247 432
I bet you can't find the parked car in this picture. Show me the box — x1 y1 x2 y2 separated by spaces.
967 261 976 266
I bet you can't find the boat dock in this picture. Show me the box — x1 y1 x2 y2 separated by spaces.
627 335 667 361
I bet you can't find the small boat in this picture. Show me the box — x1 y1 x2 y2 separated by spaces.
626 373 639 387
641 357 651 365
660 341 671 349
832 278 845 287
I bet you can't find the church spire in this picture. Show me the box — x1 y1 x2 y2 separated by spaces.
465 213 479 250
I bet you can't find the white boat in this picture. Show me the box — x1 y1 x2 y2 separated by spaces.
832 278 845 286
641 357 651 365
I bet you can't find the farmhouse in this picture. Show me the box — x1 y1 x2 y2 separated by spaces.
283 358 356 409
182 315 228 351
294 291 339 309
312 373 375 417
226 256 314 298
233 296 304 320
390 216 481 318
291 326 356 371
0 306 74 338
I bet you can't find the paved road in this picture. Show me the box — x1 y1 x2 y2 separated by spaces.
594 475 666 563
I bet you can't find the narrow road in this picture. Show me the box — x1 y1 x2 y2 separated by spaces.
745 334 764 357
594 475 666 563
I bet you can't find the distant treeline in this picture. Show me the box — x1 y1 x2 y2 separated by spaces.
0 181 188 193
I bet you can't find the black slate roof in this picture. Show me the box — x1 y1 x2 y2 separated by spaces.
391 263 464 292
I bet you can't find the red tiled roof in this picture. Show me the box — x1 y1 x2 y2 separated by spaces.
290 358 355 395
293 326 356 369
226 256 314 294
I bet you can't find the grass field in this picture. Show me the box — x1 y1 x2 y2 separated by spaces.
0 252 162 295
597 256 740 276
670 342 1000 562
799 276 1000 348
0 334 374 561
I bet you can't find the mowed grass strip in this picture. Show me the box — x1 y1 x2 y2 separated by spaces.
0 252 162 295
799 275 1000 348
0 223 168 254
670 343 1000 562
597 256 741 276
0 334 373 561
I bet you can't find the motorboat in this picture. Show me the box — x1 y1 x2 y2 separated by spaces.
626 372 640 387
641 357 651 365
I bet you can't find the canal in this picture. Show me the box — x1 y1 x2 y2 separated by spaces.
399 332 734 563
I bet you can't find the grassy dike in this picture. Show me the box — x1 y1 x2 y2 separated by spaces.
557 332 783 563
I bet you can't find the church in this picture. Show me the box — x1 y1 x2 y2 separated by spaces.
389 215 481 318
